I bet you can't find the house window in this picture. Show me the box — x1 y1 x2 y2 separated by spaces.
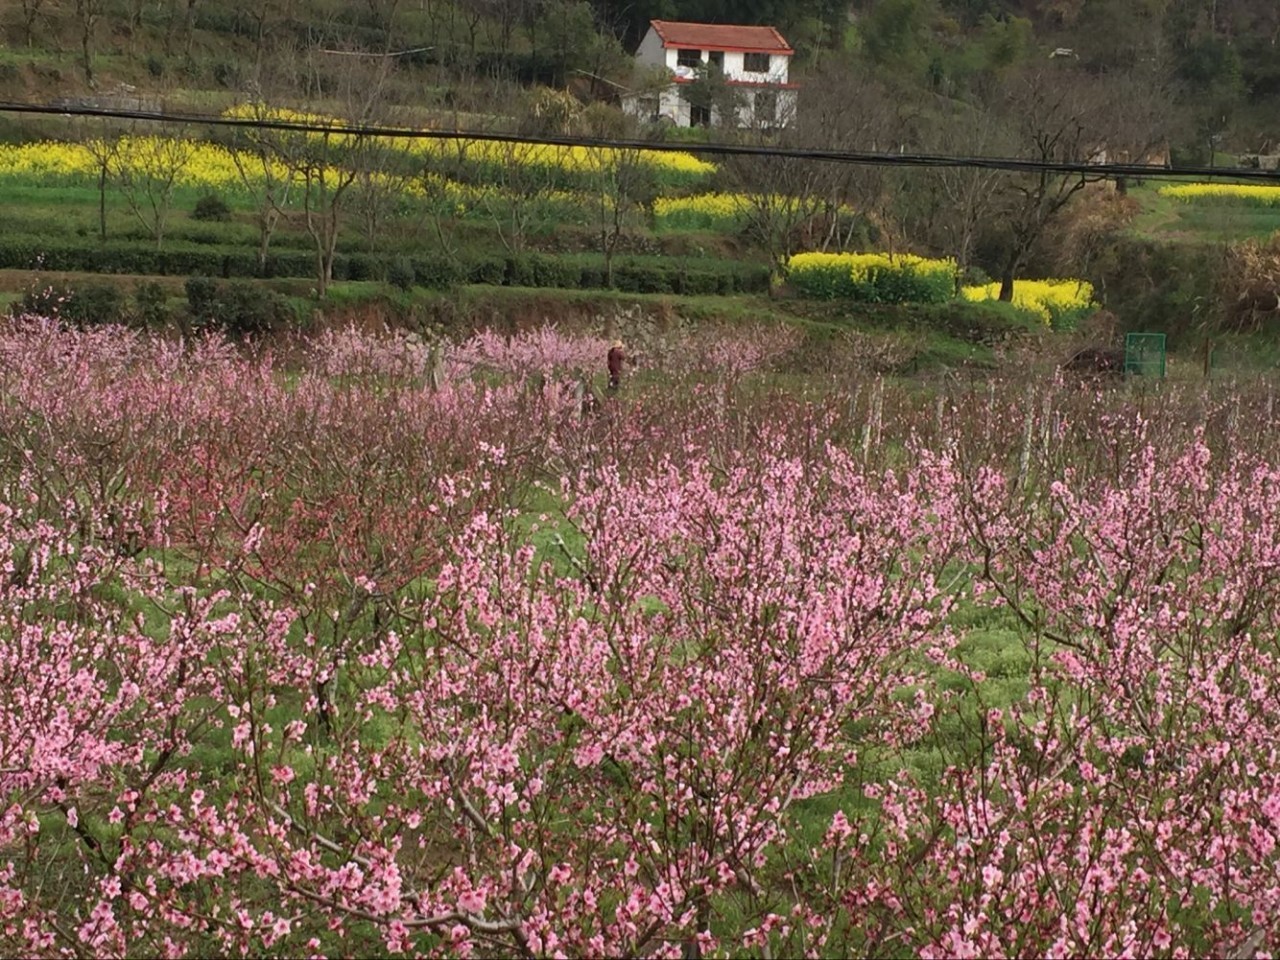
708 51 724 72
691 104 712 127
640 96 660 120
743 52 771 73
677 48 702 69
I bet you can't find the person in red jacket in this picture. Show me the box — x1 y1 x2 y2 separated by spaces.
607 340 627 393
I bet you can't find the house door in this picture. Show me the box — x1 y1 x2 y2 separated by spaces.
691 104 711 127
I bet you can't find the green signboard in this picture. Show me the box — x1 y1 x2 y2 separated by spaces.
1124 333 1166 378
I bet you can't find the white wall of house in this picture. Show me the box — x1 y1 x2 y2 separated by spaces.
639 40 790 85
624 84 797 129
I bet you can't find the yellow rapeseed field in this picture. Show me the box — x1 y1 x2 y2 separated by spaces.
788 251 955 280
787 251 956 302
961 279 1095 325
0 107 715 204
1158 183 1280 206
407 138 714 184
0 137 291 192
654 193 751 229
223 105 716 185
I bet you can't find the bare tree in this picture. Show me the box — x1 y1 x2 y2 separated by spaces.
162 0 202 58
902 106 1008 289
114 131 197 249
19 0 48 47
126 0 148 54
587 145 653 288
476 140 559 255
246 0 288 70
184 0 201 58
722 64 907 279
408 144 465 261
351 137 415 248
726 153 827 281
225 100 298 273
74 124 123 242
989 64 1172 300
454 0 488 68
264 48 397 296
803 67 912 254
479 0 526 73
75 0 106 86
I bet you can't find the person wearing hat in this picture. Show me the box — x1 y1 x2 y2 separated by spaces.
607 339 627 393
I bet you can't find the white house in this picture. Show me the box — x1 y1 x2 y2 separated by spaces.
622 20 799 129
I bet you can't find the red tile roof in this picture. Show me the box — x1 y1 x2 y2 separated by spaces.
649 20 794 55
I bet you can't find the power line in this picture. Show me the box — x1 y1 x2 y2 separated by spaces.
3 100 1280 184
318 46 434 57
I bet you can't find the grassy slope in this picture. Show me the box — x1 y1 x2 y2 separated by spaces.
0 2 458 98
1113 184 1280 375
1126 181 1280 243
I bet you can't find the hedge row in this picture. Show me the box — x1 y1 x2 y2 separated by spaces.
850 300 1046 344
0 239 769 296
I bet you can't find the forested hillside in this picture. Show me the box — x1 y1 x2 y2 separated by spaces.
1 0 1276 155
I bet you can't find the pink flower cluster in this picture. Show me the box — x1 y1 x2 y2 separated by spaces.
449 326 611 377
0 320 1276 957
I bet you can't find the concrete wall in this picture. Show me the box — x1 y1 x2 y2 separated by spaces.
634 27 667 70
624 84 796 129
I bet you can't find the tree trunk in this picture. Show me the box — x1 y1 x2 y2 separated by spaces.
185 0 199 58
98 164 108 241
165 0 179 55
318 217 340 298
315 245 329 298
257 209 278 274
129 0 144 53
253 10 267 70
23 4 39 48
80 14 95 86
998 255 1017 302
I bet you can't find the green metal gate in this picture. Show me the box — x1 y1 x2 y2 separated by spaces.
1124 333 1166 378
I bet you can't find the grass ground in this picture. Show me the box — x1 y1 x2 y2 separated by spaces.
1 140 1276 379
1126 181 1280 242
0 262 1014 373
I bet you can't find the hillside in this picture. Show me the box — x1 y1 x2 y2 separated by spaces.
2 1 1278 154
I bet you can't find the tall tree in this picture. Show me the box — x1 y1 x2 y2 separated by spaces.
902 106 1007 288
75 124 122 242
225 99 299 273
263 45 397 296
987 63 1171 301
74 0 106 86
19 0 49 48
859 0 938 78
722 63 907 278
114 132 197 249
586 143 655 288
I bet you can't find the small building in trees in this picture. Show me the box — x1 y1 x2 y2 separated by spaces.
622 20 798 129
